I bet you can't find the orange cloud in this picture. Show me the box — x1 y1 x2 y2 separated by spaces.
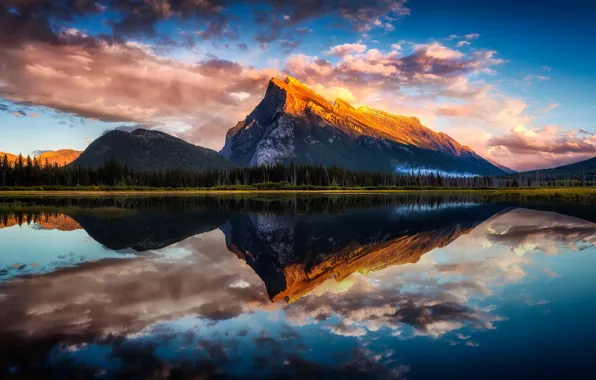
0 39 280 149
487 125 596 170
324 43 367 57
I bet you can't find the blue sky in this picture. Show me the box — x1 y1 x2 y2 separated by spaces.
0 0 594 170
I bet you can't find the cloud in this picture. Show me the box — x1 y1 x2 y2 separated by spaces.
456 41 471 47
542 103 559 113
0 0 228 49
287 42 503 96
446 33 480 41
279 37 303 52
524 74 551 84
0 36 280 149
488 125 596 154
487 125 596 170
413 41 464 60
253 0 407 52
326 323 368 337
283 0 410 31
434 84 529 122
195 15 239 40
252 0 410 48
324 43 368 57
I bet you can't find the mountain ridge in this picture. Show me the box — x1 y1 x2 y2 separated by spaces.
0 149 81 167
71 128 235 172
517 156 596 178
221 76 506 175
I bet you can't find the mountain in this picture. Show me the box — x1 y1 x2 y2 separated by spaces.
0 150 81 166
35 149 81 166
72 128 235 172
221 77 506 175
519 156 596 179
0 152 17 164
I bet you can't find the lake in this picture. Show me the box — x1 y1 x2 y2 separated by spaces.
0 194 595 379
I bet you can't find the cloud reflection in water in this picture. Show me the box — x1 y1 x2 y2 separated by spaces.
0 197 594 378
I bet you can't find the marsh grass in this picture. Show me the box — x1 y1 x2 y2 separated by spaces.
0 187 595 202
468 188 596 201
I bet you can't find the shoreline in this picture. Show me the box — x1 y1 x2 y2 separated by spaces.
0 188 595 199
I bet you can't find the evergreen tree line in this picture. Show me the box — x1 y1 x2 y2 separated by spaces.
1 154 595 189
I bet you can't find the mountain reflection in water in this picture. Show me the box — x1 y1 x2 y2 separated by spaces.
0 195 595 379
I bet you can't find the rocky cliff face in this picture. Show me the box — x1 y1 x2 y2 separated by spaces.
221 77 505 175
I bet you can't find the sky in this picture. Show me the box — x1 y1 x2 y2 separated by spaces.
0 0 595 171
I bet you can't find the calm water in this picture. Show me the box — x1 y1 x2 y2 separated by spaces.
0 195 595 379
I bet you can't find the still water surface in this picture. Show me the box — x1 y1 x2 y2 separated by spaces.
0 195 595 379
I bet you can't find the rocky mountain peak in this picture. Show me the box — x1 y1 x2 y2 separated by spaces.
265 76 332 115
221 76 506 175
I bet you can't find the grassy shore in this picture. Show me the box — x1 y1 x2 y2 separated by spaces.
0 187 595 201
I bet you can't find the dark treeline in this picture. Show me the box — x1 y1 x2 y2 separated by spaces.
1 154 595 189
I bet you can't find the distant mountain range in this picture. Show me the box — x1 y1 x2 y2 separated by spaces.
0 149 81 167
221 77 506 175
71 129 235 172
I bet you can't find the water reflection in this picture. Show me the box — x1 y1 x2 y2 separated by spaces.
0 195 595 379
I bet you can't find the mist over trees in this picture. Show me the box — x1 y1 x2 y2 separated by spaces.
1 153 594 189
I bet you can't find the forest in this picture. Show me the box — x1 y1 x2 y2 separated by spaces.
1 153 595 190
